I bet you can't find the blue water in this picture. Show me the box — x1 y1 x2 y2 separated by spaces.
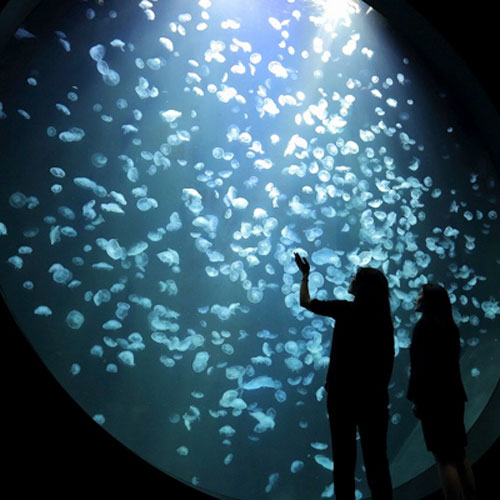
0 1 499 498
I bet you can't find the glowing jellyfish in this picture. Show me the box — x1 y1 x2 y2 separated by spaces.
66 310 84 330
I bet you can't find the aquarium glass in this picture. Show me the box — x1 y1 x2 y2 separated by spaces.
0 0 499 499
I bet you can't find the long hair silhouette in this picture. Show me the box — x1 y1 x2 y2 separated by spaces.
351 267 393 334
419 283 454 323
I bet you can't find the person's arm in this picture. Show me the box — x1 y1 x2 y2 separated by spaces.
294 252 312 308
300 271 312 308
294 252 346 317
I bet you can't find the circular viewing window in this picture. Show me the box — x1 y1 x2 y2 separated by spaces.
1 1 498 499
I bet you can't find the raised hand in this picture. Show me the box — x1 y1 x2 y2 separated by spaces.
294 252 310 276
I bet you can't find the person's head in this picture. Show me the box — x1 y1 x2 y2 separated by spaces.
349 267 389 304
415 283 453 320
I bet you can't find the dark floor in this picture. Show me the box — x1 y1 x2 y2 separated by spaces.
3 358 498 500
3 359 498 500
2 291 498 499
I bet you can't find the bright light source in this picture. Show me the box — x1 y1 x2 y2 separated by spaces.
310 0 360 28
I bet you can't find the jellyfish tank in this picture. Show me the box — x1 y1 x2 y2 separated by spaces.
0 0 499 498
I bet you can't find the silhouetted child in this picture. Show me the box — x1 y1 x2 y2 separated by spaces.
408 283 476 500
295 252 394 500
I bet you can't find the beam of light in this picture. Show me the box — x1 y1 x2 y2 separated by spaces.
309 0 361 29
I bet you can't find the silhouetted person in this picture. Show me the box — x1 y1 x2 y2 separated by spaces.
295 252 394 500
408 284 477 500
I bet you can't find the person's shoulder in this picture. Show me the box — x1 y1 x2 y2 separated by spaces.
337 300 354 309
338 300 353 306
417 316 454 331
338 300 355 315
414 316 452 340
416 316 430 326
412 317 432 336
311 299 351 306
309 299 352 317
416 315 436 327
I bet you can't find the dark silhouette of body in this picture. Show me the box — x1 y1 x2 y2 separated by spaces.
295 252 394 500
408 284 476 500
